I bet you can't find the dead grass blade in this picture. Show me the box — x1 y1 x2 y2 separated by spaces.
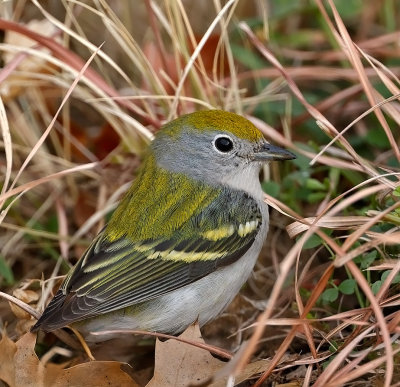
0 162 97 204
325 0 400 162
0 97 12 202
9 43 104 192
169 0 237 118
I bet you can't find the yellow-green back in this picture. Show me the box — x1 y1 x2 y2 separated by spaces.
105 154 221 242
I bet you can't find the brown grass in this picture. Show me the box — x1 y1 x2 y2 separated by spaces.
0 1 399 386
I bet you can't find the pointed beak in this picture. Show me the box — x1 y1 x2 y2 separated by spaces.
252 142 296 162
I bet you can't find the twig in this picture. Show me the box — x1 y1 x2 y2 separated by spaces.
92 329 233 360
0 291 40 319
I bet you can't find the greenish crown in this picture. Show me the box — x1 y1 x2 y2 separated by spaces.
161 110 264 142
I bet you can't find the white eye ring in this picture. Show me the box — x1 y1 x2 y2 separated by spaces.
212 134 234 154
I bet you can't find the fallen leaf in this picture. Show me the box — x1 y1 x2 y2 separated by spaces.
209 359 271 387
0 332 16 386
13 289 39 304
147 323 224 387
10 288 39 320
0 332 139 387
50 361 138 387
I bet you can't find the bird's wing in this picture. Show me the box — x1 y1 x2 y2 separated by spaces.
32 188 263 331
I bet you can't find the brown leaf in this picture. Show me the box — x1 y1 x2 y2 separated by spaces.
209 359 271 387
10 289 40 320
49 362 139 387
0 332 139 387
13 289 39 304
147 324 224 387
0 332 17 386
14 319 36 339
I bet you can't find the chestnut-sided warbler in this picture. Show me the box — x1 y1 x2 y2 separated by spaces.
32 110 295 339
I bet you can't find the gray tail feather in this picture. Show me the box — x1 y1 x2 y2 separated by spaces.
31 291 68 332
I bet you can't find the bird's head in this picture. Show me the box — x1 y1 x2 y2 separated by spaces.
151 110 295 192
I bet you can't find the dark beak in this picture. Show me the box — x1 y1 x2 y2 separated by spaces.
253 142 296 162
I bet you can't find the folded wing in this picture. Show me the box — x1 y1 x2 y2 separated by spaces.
32 188 262 331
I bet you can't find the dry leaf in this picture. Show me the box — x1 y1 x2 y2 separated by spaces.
10 289 39 320
0 332 139 387
147 323 224 387
0 332 17 386
49 361 138 387
13 289 39 304
286 216 370 238
15 319 36 337
209 359 271 387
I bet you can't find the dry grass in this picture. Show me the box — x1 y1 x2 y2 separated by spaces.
0 1 399 386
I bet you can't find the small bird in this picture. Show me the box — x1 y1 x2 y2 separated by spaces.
32 110 295 339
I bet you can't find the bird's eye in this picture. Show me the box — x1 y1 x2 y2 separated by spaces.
213 135 234 153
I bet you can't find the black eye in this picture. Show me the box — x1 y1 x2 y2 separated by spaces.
214 136 233 153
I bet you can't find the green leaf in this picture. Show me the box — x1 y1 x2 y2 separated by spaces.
305 178 327 191
262 181 280 198
302 234 323 249
321 287 339 303
371 280 382 295
0 255 14 285
308 192 327 204
381 270 400 284
322 358 334 369
365 128 390 149
231 43 265 69
291 145 312 170
329 340 339 352
334 0 363 19
362 251 378 269
338 279 356 295
340 169 364 186
354 251 377 269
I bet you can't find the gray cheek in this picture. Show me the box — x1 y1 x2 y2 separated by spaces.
152 132 236 184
